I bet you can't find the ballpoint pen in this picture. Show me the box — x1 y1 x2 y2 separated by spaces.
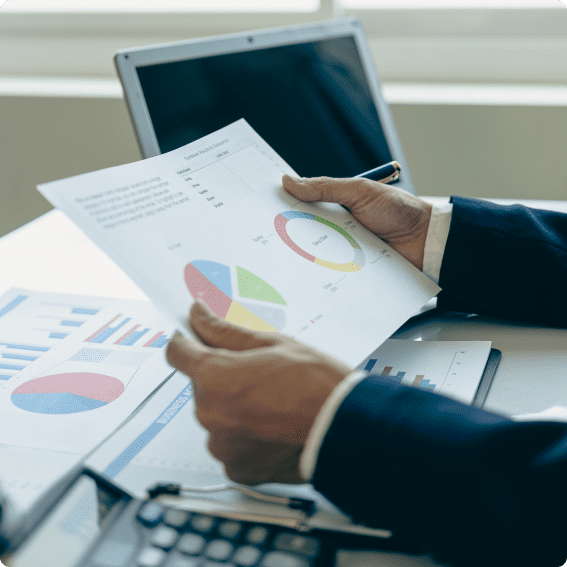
355 160 401 184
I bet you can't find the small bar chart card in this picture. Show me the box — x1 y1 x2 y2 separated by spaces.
0 288 175 454
39 120 440 367
358 339 493 405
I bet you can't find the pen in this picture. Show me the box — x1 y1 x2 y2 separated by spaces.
355 161 401 184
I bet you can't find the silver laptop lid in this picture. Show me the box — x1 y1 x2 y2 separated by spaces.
115 17 415 194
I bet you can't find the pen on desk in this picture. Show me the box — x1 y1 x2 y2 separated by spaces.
355 161 401 184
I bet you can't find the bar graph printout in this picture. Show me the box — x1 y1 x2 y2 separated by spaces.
0 288 175 454
39 120 440 367
358 339 493 405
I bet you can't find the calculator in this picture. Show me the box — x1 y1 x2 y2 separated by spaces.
5 468 394 567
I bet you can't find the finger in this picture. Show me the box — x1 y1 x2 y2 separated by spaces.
282 174 389 209
166 330 212 379
189 300 279 351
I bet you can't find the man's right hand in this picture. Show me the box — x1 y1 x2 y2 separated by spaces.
282 175 432 271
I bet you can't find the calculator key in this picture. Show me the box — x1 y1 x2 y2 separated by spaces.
232 545 262 566
164 552 202 567
151 526 180 550
137 503 164 527
245 526 269 546
217 520 243 540
260 552 310 567
190 514 216 534
176 533 206 556
136 546 167 567
164 509 191 528
273 533 320 558
204 539 235 561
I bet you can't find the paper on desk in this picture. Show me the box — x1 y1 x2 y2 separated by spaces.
0 288 175 454
38 120 439 367
358 339 493 405
513 406 567 422
0 444 83 516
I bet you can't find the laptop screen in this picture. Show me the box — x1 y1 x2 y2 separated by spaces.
136 36 393 179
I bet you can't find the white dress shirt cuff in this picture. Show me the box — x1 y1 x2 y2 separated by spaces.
299 370 368 482
422 203 453 285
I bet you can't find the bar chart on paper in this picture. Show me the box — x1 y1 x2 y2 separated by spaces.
0 288 175 391
0 291 101 384
363 360 437 391
85 314 171 348
358 340 493 405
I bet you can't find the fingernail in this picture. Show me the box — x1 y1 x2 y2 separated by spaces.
283 173 304 184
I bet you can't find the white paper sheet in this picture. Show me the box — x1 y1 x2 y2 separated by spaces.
39 120 439 367
0 444 82 516
0 288 175 454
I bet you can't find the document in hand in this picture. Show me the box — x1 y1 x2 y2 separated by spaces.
38 120 440 366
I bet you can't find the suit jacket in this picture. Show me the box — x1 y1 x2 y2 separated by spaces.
312 196 567 567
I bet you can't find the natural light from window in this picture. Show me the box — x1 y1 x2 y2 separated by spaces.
0 0 320 11
1 0 564 9
342 0 563 6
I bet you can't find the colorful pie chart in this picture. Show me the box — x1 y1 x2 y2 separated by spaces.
11 372 124 414
275 211 366 272
184 261 286 333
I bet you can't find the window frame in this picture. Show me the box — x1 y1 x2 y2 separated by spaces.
1 2 566 84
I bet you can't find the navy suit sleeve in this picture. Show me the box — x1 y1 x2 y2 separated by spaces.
312 377 567 567
312 199 567 565
437 196 567 326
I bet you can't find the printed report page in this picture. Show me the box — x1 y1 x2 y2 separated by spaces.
39 120 439 367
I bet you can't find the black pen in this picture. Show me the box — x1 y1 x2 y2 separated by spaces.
355 160 401 184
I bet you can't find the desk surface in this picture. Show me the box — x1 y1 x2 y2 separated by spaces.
1 196 566 567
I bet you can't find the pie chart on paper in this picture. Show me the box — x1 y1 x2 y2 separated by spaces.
184 260 287 333
275 211 366 272
11 372 124 414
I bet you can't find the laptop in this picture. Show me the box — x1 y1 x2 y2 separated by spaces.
114 17 416 195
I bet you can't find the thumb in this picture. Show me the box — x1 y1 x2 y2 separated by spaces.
189 300 279 351
282 174 389 210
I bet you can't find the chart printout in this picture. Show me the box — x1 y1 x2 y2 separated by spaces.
0 288 175 454
39 120 440 366
358 339 493 405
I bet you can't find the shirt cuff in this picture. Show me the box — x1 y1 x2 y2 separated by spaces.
299 370 368 482
422 203 453 285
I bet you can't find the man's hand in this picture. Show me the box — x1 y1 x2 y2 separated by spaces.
282 175 432 270
166 301 352 485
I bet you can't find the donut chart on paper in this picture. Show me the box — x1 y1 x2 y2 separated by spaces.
11 372 124 414
274 211 365 272
184 261 286 333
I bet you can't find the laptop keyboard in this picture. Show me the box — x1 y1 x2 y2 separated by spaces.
129 501 331 567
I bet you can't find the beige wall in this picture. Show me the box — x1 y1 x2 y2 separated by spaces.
1 95 566 238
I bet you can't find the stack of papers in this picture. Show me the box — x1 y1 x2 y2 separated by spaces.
0 288 175 513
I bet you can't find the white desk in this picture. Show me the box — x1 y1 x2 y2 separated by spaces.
1 197 566 567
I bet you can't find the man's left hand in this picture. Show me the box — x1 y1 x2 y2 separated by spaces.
166 301 352 485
